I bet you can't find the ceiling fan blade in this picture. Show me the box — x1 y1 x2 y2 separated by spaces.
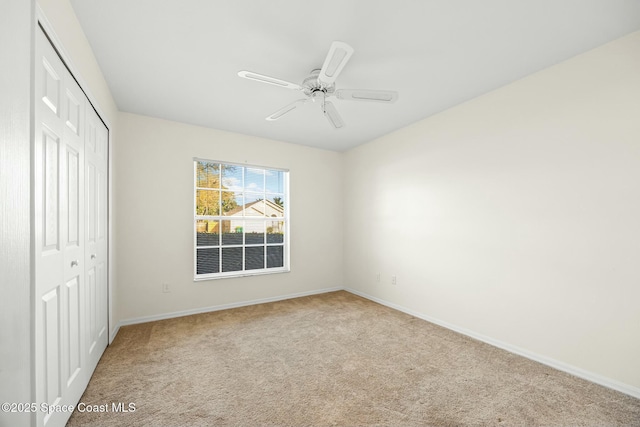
238 70 302 90
266 99 308 121
335 89 398 103
318 41 354 87
323 101 345 129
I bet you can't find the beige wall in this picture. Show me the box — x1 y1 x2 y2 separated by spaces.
344 31 640 393
115 113 344 321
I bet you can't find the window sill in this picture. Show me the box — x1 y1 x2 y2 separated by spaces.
194 267 290 282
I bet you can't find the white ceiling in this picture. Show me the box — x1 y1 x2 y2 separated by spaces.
69 0 640 152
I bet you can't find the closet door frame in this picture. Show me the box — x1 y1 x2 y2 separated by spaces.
36 8 113 345
34 11 112 427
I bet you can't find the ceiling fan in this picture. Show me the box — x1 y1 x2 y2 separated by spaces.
238 41 398 129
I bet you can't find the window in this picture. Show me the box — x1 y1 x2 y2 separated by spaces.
194 159 289 279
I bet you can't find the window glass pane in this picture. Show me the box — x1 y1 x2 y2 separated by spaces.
221 164 243 191
221 191 243 216
266 169 284 194
197 248 219 274
222 247 243 272
245 246 264 270
245 168 264 192
221 220 243 245
245 221 264 245
267 246 284 268
267 220 284 244
266 194 285 218
196 220 219 246
196 190 220 215
196 161 220 189
244 193 265 217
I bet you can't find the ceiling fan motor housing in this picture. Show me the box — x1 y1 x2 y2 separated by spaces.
302 69 335 96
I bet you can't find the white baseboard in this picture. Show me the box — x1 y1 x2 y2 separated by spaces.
116 286 343 328
344 287 640 400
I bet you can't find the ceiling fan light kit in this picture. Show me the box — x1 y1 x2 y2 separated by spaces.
238 41 398 129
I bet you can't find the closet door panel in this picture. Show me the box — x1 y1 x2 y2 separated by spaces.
65 276 82 385
60 49 87 409
42 288 62 414
42 129 61 252
35 27 91 427
96 124 108 342
61 68 86 387
85 104 109 373
41 57 60 115
35 29 66 427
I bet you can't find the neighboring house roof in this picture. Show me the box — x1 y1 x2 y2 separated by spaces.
224 198 284 217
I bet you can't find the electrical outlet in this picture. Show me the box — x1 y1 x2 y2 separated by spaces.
162 283 170 293
391 275 397 286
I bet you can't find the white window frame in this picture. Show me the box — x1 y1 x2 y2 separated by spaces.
193 158 290 280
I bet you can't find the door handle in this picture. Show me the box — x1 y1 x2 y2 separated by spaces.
91 254 97 259
71 260 79 267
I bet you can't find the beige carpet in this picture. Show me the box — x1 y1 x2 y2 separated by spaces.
67 291 640 426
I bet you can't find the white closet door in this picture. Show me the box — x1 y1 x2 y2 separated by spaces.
34 27 108 427
85 103 109 373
